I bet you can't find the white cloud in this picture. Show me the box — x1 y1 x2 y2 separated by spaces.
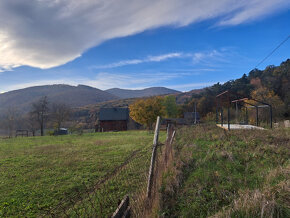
93 52 183 69
84 72 182 89
193 49 228 64
218 0 289 26
168 82 219 90
94 49 230 69
0 0 289 70
147 53 183 62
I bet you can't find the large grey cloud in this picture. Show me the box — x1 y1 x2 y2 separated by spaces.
0 0 289 70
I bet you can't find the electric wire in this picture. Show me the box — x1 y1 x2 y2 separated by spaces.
254 35 290 68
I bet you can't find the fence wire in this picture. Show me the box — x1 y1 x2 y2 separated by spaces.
42 125 176 218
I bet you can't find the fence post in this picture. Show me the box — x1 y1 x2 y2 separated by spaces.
166 124 170 142
153 116 161 146
170 130 176 145
147 116 161 198
111 195 130 218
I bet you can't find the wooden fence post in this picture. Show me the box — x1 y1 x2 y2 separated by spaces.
152 116 161 146
147 116 161 198
166 124 170 141
170 130 176 145
111 195 130 218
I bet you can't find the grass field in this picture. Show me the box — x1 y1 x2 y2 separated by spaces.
0 131 165 217
161 125 290 217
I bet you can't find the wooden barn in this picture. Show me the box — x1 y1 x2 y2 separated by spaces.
98 108 129 132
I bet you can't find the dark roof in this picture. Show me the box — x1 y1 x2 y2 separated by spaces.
99 108 129 121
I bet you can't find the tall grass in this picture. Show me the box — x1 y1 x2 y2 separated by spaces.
160 124 289 217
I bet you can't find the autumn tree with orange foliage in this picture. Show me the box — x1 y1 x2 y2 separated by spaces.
129 97 165 129
247 87 285 122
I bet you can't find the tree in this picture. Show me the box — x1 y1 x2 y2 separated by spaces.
25 113 38 136
1 108 19 137
250 87 285 122
162 96 179 118
129 97 165 129
197 96 215 117
30 96 49 136
51 102 71 130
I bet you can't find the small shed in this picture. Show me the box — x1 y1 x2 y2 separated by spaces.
98 108 129 132
54 128 69 135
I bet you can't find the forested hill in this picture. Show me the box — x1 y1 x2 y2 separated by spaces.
0 85 180 114
182 59 290 118
0 85 119 113
106 87 180 99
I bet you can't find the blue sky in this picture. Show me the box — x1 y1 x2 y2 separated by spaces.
0 0 289 93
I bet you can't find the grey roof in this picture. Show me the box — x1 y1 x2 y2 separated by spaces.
99 108 129 121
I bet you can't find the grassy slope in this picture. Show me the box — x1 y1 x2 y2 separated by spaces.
0 131 165 217
162 125 289 217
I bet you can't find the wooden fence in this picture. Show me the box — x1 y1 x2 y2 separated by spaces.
111 116 176 217
45 116 176 217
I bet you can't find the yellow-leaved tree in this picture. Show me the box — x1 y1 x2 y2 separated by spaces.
129 97 165 129
248 87 284 122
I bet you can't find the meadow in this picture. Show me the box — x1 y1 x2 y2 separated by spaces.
1 125 289 217
160 125 290 217
0 131 165 217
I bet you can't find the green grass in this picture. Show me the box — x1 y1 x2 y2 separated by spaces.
161 125 290 217
0 131 165 217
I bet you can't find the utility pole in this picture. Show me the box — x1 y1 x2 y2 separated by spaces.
235 102 238 124
194 102 197 124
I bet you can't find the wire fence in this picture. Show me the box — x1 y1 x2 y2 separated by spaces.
42 117 176 217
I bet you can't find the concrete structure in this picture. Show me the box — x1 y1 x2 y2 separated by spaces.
217 124 264 130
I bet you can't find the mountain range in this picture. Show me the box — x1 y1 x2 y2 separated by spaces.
0 85 180 113
105 87 181 99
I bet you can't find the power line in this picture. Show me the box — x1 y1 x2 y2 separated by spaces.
254 35 290 69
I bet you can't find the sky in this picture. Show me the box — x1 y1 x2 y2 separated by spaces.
0 0 289 93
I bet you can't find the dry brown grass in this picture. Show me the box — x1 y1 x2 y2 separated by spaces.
210 154 290 218
211 179 289 218
158 124 290 217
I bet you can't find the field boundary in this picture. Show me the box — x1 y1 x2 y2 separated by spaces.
42 117 176 217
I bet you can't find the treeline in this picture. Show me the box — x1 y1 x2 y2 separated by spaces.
0 96 72 137
182 59 290 120
1 59 288 135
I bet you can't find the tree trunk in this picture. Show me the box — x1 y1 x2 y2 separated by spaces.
40 119 44 136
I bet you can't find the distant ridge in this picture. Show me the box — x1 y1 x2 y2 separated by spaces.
0 85 181 114
105 87 181 99
0 84 119 113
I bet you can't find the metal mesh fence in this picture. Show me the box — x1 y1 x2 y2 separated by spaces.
42 124 175 217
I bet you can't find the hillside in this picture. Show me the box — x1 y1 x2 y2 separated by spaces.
161 125 290 217
105 87 181 99
0 84 119 113
175 88 205 104
182 59 290 118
